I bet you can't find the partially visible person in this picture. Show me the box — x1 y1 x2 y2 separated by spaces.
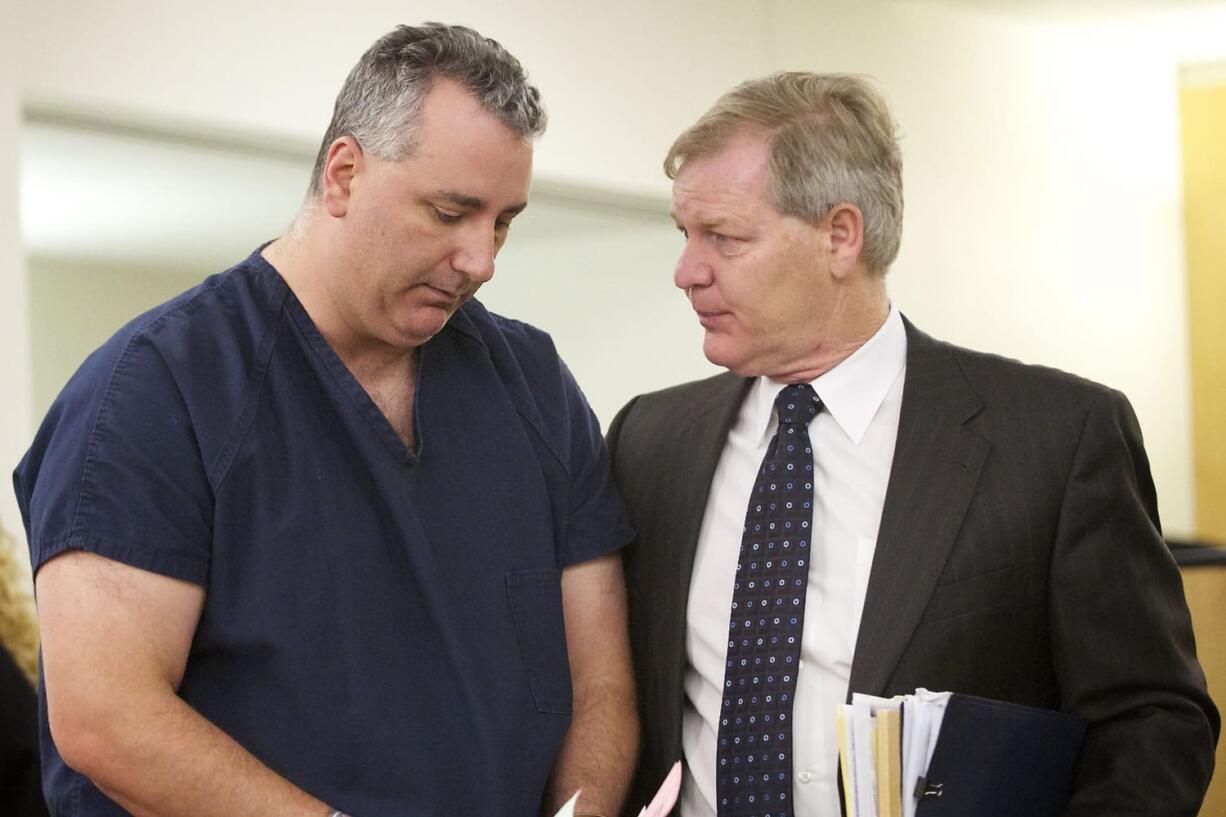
0 519 48 817
15 23 636 817
0 520 39 685
610 72 1217 817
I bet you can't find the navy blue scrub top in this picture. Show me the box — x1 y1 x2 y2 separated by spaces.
14 249 635 817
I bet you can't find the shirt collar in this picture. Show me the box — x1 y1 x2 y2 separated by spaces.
750 304 907 447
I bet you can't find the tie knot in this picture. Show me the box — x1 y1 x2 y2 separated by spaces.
774 383 821 427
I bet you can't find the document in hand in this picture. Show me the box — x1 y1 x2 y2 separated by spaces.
552 761 682 817
837 690 1086 817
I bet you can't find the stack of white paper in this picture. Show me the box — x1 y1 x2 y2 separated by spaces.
838 689 952 817
900 689 951 817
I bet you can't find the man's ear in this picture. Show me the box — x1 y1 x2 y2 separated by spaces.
321 136 362 218
824 203 865 280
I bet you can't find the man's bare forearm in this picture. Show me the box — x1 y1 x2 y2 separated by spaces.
57 683 334 817
547 554 639 817
544 673 639 816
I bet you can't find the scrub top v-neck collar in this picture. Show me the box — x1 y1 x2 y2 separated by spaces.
281 290 422 466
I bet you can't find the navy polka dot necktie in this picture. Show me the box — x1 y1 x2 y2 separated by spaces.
716 383 822 817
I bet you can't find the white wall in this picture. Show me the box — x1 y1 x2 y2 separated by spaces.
1 0 33 552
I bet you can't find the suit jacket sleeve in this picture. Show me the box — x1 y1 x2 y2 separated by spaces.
605 394 656 815
1050 388 1218 816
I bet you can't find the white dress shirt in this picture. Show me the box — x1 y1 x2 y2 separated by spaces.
681 305 907 817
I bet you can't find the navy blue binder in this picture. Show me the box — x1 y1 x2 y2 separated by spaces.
914 694 1086 817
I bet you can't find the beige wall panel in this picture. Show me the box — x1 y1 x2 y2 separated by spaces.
1180 82 1226 544
1181 565 1226 817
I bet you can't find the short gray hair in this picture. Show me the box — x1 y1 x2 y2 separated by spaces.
666 72 903 274
307 22 546 198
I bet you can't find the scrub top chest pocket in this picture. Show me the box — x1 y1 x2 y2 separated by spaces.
506 568 573 715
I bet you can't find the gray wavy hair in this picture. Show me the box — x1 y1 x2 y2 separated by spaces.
665 72 904 275
307 22 547 198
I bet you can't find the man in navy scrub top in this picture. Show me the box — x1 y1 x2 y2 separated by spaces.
14 23 638 817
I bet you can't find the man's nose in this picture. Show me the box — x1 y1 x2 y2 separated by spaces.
452 225 497 284
674 239 712 292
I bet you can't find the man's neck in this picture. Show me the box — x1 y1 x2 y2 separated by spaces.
766 286 891 384
264 232 420 449
262 230 416 384
354 350 420 450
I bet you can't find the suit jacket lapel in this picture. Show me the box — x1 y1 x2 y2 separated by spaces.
666 373 753 618
848 319 991 697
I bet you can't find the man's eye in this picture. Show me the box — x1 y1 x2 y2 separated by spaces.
713 233 749 253
433 207 462 224
677 227 689 239
495 220 512 232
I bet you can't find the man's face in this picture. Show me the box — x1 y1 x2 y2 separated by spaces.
333 79 533 350
671 132 833 378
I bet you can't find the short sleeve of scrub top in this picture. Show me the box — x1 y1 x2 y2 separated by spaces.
15 314 215 583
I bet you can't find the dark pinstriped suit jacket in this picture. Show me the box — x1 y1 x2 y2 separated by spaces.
607 318 1218 817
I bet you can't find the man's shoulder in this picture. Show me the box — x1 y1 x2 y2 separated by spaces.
624 370 745 416
452 300 591 464
16 253 289 571
455 299 558 366
608 370 745 450
911 321 1124 407
76 253 284 380
33 253 289 475
128 254 287 367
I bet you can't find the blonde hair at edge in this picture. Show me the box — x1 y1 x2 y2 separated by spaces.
0 520 39 686
664 72 905 276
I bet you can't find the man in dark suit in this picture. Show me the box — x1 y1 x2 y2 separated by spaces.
609 72 1217 817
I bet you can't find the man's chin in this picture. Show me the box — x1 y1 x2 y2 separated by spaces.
702 336 750 375
391 311 454 350
705 338 780 379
